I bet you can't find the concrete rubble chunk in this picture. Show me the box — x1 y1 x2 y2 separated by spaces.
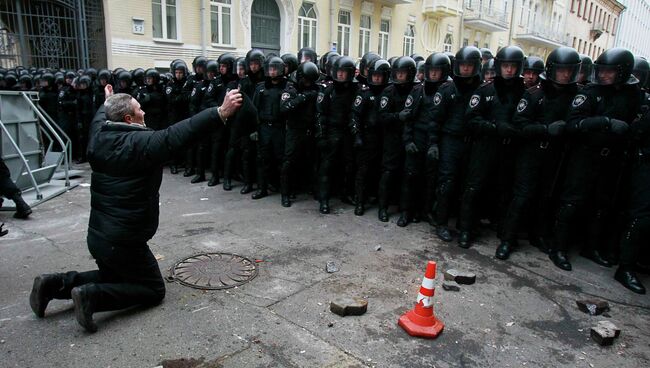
326 261 339 273
444 269 476 285
330 298 368 317
590 321 621 346
576 299 610 316
442 283 460 292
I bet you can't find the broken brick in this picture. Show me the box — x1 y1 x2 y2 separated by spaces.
576 299 610 316
330 298 368 317
444 269 476 285
591 321 621 346
442 283 460 292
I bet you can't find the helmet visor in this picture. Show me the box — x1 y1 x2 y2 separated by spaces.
453 60 480 78
547 63 580 85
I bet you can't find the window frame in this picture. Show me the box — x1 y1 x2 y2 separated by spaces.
402 23 415 57
358 14 372 58
337 10 352 56
378 19 390 59
152 0 181 42
210 0 233 46
297 2 318 50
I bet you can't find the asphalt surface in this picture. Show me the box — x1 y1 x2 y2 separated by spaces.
1 165 649 368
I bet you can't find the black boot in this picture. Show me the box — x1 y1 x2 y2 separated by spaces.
183 168 195 177
207 175 220 187
223 179 232 191
378 208 389 222
11 193 31 219
495 241 514 260
281 195 291 207
191 170 205 184
319 200 330 214
549 250 572 271
240 184 253 195
71 285 97 333
615 266 646 294
170 165 178 174
354 201 364 216
580 249 613 267
458 231 471 249
397 212 410 227
29 274 64 318
252 189 268 200
436 226 453 242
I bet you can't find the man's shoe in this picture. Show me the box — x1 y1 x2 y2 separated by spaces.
191 173 205 184
615 267 646 294
251 189 268 200
378 208 389 222
529 236 550 254
458 231 471 249
222 179 232 191
183 168 195 177
580 249 613 267
549 250 572 271
29 274 63 318
319 201 330 214
240 184 253 194
207 176 220 187
495 241 513 260
170 165 179 175
281 195 291 207
436 226 453 242
412 213 421 223
354 203 364 216
397 212 410 227
71 286 97 333
12 194 31 219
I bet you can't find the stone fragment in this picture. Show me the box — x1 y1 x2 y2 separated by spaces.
576 299 610 316
330 298 368 317
326 261 339 273
590 321 621 346
444 269 476 285
442 283 460 292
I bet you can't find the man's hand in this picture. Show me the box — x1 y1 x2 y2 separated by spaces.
220 88 243 120
104 84 113 98
547 120 566 136
609 118 629 135
427 144 439 160
249 131 259 141
405 142 419 154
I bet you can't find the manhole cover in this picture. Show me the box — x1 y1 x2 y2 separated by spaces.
167 252 258 290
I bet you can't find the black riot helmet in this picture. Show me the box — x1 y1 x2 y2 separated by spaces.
494 46 525 79
65 70 76 81
295 61 320 86
480 48 494 61
245 49 266 74
264 56 285 79
545 47 581 85
298 47 317 63
453 46 481 78
78 75 92 88
424 52 451 82
117 70 132 85
367 59 391 87
632 56 649 89
98 69 111 82
4 73 17 87
19 74 33 87
444 51 456 70
132 68 145 86
593 47 636 85
193 56 208 72
523 56 545 73
218 53 237 75
144 68 160 84
281 53 299 75
170 58 184 70
578 54 593 83
41 72 55 86
206 60 219 78
54 73 64 86
391 56 416 84
234 57 246 77
86 67 97 81
410 54 425 63
387 56 399 68
416 60 425 76
173 60 188 76
331 56 355 83
319 51 340 74
359 52 381 78
325 54 341 78
481 58 496 81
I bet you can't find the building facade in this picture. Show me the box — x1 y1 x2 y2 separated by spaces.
564 0 625 60
614 0 649 59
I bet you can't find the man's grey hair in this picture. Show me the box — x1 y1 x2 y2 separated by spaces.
105 93 135 122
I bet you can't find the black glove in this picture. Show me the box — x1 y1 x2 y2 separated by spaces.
353 134 363 148
579 116 609 131
405 142 419 154
249 131 259 141
303 90 318 99
547 120 566 136
350 123 360 136
477 121 497 135
521 124 548 137
497 123 519 138
609 118 629 135
427 144 439 160
398 110 410 122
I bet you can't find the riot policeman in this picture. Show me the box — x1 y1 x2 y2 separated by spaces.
298 47 318 64
357 52 381 86
183 56 208 178
166 60 190 174
134 68 167 131
577 54 593 86
190 59 219 184
523 56 545 88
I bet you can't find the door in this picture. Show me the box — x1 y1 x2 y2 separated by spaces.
251 0 281 55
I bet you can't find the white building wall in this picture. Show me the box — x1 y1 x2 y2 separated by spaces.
615 0 650 58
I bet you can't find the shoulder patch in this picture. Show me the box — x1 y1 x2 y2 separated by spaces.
516 98 528 113
572 94 587 107
281 92 290 101
317 92 324 104
380 96 389 109
58 90 65 98
165 86 172 95
469 94 481 108
207 84 213 93
405 95 413 107
354 95 363 107
433 92 442 105
191 88 196 97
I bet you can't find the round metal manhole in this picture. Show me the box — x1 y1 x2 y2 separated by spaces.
167 252 258 290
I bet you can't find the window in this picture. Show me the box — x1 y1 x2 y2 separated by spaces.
612 17 617 34
577 0 582 17
152 0 178 40
359 15 371 57
298 2 317 49
210 0 232 45
443 33 453 53
463 38 469 47
378 19 390 59
337 10 351 56
571 0 576 13
403 23 415 56
519 0 526 25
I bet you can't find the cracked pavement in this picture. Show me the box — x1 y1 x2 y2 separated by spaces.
1 165 649 367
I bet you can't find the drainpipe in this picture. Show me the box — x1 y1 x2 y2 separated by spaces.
459 1 465 50
508 0 516 44
329 0 335 51
200 0 207 56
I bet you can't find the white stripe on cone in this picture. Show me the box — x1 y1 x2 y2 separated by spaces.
417 293 433 307
421 276 435 290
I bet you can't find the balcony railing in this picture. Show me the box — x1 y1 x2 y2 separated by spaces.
515 24 570 48
423 0 463 17
463 1 509 31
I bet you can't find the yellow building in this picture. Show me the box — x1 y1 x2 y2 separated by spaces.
564 0 624 60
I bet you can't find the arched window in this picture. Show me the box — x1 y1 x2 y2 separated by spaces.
298 2 317 49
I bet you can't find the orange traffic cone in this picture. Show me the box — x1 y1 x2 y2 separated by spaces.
398 260 444 338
